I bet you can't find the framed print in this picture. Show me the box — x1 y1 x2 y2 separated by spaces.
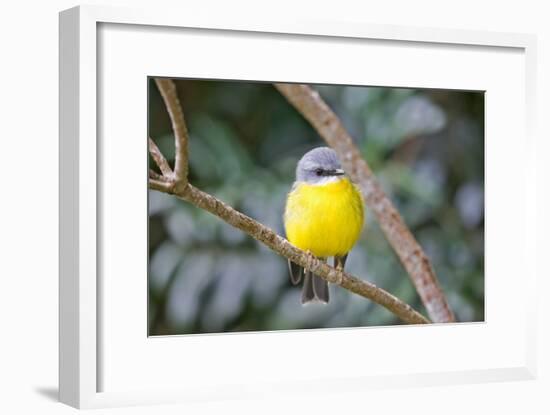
59 4 538 409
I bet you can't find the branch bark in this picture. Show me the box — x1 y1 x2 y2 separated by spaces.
148 78 431 325
148 137 172 177
154 78 189 187
274 83 455 323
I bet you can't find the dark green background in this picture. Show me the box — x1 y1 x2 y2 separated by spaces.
148 79 484 335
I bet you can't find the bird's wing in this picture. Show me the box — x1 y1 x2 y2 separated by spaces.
288 260 303 285
301 271 315 304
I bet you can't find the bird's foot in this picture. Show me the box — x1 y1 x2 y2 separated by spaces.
304 250 316 273
334 259 344 284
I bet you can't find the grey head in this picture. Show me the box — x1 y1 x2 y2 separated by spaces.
296 147 345 184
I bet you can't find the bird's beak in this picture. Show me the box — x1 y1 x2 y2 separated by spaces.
333 169 345 176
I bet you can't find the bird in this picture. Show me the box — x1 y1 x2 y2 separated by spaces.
284 147 364 304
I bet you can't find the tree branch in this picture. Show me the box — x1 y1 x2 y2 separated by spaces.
148 79 431 325
154 78 190 185
148 137 172 177
274 83 455 323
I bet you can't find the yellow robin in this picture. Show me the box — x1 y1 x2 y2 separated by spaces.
284 147 364 304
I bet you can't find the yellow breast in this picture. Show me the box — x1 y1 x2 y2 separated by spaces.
284 178 364 258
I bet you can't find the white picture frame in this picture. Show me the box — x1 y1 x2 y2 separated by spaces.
59 4 538 409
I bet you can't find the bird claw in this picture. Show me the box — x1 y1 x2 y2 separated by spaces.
333 257 347 285
304 250 316 272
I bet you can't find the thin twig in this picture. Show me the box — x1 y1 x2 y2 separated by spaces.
154 78 190 185
148 137 173 177
274 83 455 323
148 179 430 325
149 178 174 193
149 169 165 181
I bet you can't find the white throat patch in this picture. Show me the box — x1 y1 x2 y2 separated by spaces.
311 175 346 186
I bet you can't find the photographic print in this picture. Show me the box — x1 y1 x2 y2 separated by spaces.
148 78 484 336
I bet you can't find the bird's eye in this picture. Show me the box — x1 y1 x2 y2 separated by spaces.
315 168 323 176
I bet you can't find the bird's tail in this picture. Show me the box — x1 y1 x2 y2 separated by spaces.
288 259 330 304
301 271 329 304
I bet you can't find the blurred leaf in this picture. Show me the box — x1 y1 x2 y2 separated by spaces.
149 190 177 216
189 114 255 181
201 254 253 332
166 253 215 328
164 207 195 247
149 241 183 294
394 95 446 137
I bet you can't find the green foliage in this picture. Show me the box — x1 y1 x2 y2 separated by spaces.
148 79 484 335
